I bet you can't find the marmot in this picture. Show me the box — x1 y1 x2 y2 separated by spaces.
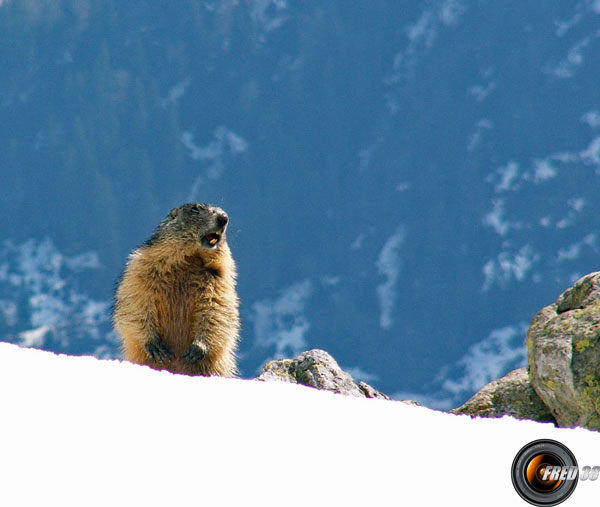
113 203 240 376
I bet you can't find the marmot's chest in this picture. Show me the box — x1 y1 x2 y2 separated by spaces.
152 264 220 355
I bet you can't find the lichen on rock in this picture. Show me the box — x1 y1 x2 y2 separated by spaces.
452 367 555 423
527 272 600 430
257 349 392 400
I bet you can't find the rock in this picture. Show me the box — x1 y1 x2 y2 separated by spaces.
258 349 391 400
452 367 555 423
527 272 600 430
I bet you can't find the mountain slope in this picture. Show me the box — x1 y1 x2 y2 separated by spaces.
0 1 599 407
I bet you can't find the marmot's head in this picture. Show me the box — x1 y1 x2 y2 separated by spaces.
149 203 229 251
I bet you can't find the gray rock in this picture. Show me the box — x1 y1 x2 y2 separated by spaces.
452 367 555 423
258 349 391 400
527 272 600 430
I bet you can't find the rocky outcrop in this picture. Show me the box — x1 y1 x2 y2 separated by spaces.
452 367 555 423
257 273 600 431
527 272 600 430
258 349 392 400
455 271 600 431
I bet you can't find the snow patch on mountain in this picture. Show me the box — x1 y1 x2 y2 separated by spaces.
580 136 600 167
250 0 289 44
531 158 558 183
557 197 586 229
556 233 598 263
250 279 312 360
488 161 520 193
376 227 405 330
482 199 520 236
161 77 191 107
395 323 528 410
440 323 528 398
183 126 248 200
467 118 494 151
546 33 597 79
481 125 600 292
581 110 600 128
555 11 583 37
482 245 539 292
468 67 496 103
0 238 113 355
343 365 380 384
206 0 289 46
384 0 466 110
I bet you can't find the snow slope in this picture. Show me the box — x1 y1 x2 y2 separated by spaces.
0 342 598 506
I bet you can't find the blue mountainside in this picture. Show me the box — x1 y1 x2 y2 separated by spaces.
1 0 599 408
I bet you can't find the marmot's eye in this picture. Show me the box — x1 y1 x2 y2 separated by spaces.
190 206 200 214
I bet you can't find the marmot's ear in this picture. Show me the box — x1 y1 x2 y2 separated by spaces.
169 207 179 219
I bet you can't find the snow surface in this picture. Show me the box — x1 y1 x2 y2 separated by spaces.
1 343 599 506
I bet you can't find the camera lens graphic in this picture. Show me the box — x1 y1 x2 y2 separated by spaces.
512 440 578 506
525 453 564 492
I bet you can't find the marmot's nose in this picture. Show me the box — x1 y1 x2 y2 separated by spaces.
217 214 228 228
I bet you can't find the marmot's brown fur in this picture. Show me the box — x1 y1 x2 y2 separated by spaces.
113 203 240 376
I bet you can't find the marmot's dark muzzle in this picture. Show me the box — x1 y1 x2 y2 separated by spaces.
216 213 228 229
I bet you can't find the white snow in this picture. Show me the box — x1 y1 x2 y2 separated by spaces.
440 324 528 397
375 227 405 330
581 110 600 129
569 197 586 213
468 81 496 102
555 12 582 37
0 298 17 325
395 323 528 409
557 233 598 263
319 274 341 287
182 127 248 165
182 126 248 201
532 158 558 183
343 365 380 383
161 77 191 107
482 244 539 291
490 161 520 193
250 0 288 37
558 243 583 263
482 199 512 236
467 118 493 151
251 279 312 359
385 1 466 89
580 136 600 166
1 342 600 507
407 11 435 44
556 197 586 229
546 35 594 79
438 0 466 25
0 238 111 350
17 325 51 348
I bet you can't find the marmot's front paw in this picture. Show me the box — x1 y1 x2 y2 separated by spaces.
145 335 174 364
182 341 208 364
